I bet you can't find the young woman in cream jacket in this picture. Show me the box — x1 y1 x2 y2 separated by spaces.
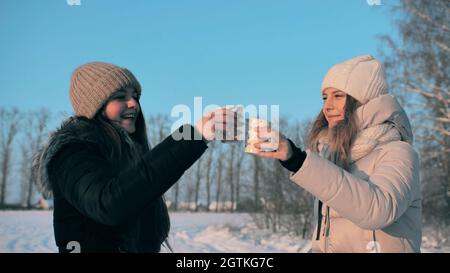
254 55 421 253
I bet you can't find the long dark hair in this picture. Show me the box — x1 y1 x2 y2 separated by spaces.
93 103 149 162
93 101 171 251
307 95 359 170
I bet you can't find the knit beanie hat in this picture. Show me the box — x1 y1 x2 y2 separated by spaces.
321 55 387 105
69 62 142 118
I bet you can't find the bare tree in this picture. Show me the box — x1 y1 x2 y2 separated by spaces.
248 117 315 237
193 156 203 211
284 119 314 238
379 0 450 243
0 108 21 207
226 143 236 212
172 177 180 211
214 146 224 212
20 143 30 206
204 143 215 211
146 113 179 210
146 113 171 148
257 118 290 232
261 158 285 232
379 0 450 200
185 174 195 211
234 141 246 211
20 109 51 208
252 155 261 212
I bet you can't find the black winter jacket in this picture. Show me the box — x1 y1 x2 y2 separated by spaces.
33 117 207 253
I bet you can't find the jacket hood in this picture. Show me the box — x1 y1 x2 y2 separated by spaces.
32 116 105 198
354 94 413 144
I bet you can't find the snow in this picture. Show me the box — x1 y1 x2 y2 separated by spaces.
166 213 311 253
0 210 56 253
0 210 447 253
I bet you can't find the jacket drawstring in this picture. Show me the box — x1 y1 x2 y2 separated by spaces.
323 206 330 253
372 230 379 253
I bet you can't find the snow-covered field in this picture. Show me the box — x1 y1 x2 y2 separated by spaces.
0 210 447 253
0 210 309 253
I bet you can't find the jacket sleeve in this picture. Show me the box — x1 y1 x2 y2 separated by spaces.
50 124 207 226
289 142 420 230
279 139 307 172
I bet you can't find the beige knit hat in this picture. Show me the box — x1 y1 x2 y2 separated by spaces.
321 55 387 105
69 62 142 118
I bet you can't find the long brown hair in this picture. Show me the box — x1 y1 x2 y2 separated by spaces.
93 103 149 161
307 94 359 170
93 100 171 251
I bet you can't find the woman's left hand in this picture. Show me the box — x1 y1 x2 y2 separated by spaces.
253 127 293 161
195 107 238 142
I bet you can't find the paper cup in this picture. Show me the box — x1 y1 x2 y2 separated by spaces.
245 118 272 154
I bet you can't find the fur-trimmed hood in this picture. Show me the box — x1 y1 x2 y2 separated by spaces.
32 117 102 198
32 116 136 198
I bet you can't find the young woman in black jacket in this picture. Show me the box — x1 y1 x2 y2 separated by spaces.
33 62 234 253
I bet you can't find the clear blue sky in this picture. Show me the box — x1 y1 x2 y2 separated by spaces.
0 0 397 128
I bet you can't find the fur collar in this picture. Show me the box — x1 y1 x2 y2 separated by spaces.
31 116 135 198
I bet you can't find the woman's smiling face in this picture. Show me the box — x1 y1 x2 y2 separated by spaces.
104 87 140 133
322 87 347 128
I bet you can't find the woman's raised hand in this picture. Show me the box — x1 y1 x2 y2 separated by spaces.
253 126 293 161
195 107 240 142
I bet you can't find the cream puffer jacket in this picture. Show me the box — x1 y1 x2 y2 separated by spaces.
290 95 422 253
